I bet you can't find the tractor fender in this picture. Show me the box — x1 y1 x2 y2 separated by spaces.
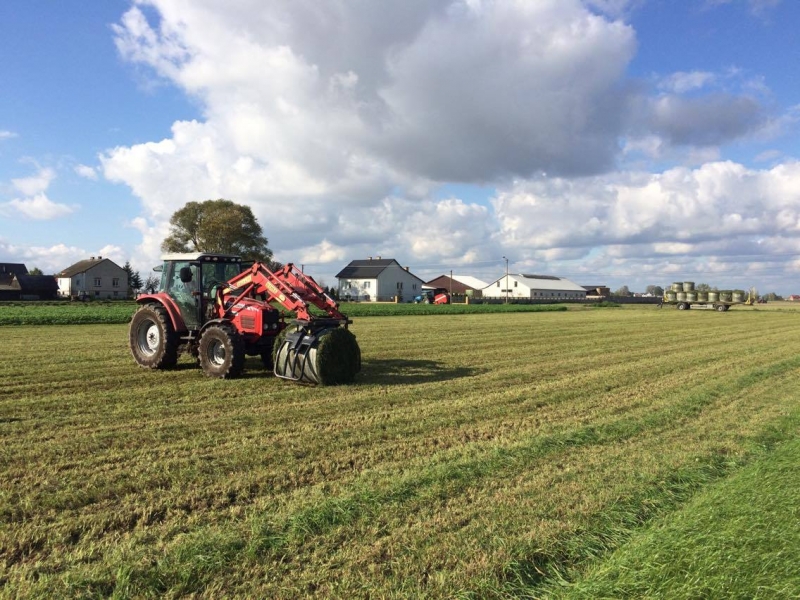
136 293 188 333
198 317 233 334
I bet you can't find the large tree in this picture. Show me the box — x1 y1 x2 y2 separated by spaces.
161 199 274 264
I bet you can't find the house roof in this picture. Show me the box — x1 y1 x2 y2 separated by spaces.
58 257 121 277
0 263 28 275
487 273 586 292
336 258 399 279
0 263 28 287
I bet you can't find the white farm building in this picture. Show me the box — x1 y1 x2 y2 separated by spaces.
482 274 587 300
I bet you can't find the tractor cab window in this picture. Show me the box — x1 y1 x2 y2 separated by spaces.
164 261 198 303
201 261 243 298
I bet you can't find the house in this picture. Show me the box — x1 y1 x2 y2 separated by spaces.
0 264 59 300
336 257 425 302
56 256 128 300
482 273 587 300
425 274 489 297
788 295 800 301
0 263 28 300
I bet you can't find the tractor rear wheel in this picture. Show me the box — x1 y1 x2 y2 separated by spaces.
198 323 245 379
129 304 178 369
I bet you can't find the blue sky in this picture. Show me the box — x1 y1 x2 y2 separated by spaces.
1 0 799 294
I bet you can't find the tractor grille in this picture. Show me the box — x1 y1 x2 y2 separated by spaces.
240 316 256 331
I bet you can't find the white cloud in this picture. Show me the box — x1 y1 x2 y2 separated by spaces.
658 71 716 94
11 167 56 196
1 167 77 220
0 130 17 140
75 164 99 180
5 194 77 220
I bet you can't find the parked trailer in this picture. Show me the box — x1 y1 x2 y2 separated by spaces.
660 282 753 312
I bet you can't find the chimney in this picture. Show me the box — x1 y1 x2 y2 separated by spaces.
377 256 381 260
368 256 372 260
405 266 409 271
97 255 102 259
90 256 95 260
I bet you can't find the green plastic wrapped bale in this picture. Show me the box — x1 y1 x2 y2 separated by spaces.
682 281 695 292
665 291 677 302
273 325 361 385
686 291 697 302
671 282 683 292
708 291 719 302
697 291 708 302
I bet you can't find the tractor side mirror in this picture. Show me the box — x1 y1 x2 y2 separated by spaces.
179 266 193 283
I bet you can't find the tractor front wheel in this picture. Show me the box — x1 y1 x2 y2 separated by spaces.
129 304 179 369
198 324 245 379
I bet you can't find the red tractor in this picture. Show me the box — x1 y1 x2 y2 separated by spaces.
414 287 450 305
129 253 360 384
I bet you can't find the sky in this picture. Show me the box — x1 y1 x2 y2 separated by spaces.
1 0 800 294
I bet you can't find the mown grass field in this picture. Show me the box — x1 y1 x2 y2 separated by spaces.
1 305 799 598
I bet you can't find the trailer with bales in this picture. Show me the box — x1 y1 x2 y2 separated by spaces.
661 281 754 312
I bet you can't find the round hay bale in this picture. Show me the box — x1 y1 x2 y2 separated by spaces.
719 290 733 302
671 282 683 292
732 290 745 303
697 291 708 302
273 324 360 385
682 281 695 292
707 291 719 302
665 291 677 302
676 292 687 302
686 291 697 302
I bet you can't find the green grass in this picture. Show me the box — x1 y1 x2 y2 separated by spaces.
0 299 565 326
548 435 800 599
0 306 798 598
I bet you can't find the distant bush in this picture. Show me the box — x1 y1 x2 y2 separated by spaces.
591 301 622 308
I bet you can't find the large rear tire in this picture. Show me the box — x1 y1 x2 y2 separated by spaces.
129 304 179 369
198 323 245 379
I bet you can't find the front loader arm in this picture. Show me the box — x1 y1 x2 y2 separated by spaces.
222 262 348 324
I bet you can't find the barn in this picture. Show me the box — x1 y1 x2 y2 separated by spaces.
482 274 587 300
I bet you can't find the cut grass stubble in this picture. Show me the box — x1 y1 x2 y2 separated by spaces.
0 307 799 598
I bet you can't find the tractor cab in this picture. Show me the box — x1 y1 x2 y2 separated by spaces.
156 253 246 328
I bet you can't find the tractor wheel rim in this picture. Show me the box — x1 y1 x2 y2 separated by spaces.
208 339 227 366
138 321 160 356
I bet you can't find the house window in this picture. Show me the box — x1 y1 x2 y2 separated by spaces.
497 282 500 287
396 282 403 290
365 281 370 288
94 277 101 287
113 278 120 287
113 291 118 297
514 281 518 287
413 284 417 290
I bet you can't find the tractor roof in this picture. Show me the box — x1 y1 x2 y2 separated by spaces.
160 253 242 262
